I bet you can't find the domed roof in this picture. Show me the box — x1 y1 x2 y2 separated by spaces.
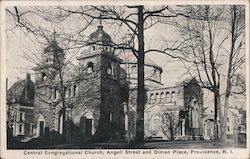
145 57 163 73
122 55 163 73
44 40 63 53
89 26 112 44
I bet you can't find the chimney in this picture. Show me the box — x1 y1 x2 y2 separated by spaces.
6 78 8 91
26 73 31 101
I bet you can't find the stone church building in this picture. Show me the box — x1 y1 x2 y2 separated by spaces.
32 25 127 141
7 24 204 142
144 79 203 140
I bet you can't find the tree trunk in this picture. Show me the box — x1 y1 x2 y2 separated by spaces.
221 5 237 144
62 106 67 143
221 95 229 144
58 67 67 143
170 117 174 140
213 88 220 145
126 105 131 144
135 6 145 145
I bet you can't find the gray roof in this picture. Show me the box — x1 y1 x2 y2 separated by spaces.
44 40 63 53
89 26 112 44
7 80 26 103
7 79 35 105
121 55 163 73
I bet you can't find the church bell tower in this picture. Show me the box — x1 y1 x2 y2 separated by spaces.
76 24 124 140
33 35 64 85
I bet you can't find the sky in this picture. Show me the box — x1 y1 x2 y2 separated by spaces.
5 6 189 88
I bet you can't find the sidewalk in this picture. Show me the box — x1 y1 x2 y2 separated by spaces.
8 140 246 149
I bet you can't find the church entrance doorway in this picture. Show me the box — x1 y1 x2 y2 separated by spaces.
85 119 92 136
39 121 44 136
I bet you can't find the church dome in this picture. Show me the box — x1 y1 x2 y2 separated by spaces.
144 57 163 73
43 40 64 66
89 26 112 44
44 40 63 54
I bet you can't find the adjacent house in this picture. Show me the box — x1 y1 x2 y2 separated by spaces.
6 74 35 138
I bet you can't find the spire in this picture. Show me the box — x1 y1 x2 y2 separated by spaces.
99 15 102 26
98 12 103 29
52 29 57 43
44 29 63 53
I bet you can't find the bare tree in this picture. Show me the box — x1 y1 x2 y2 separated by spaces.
6 7 101 142
6 5 196 145
161 111 180 140
55 5 195 144
221 5 245 143
172 5 245 144
26 35 103 142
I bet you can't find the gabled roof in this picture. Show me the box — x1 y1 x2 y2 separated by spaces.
7 78 35 105
7 80 26 103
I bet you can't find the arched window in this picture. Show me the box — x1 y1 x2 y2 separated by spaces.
104 46 108 51
37 114 45 136
150 93 155 104
92 46 96 51
41 72 47 81
73 85 77 97
152 115 160 135
107 63 112 75
110 112 114 123
166 92 170 102
131 65 136 72
191 98 199 128
155 93 159 103
53 88 57 99
59 113 63 134
160 92 165 103
171 91 176 102
87 62 94 74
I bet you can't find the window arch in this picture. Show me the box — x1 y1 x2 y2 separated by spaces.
150 93 155 104
160 92 165 103
131 65 136 72
104 46 108 51
107 63 113 75
155 93 159 103
171 91 176 102
53 88 57 99
41 72 47 81
87 62 94 74
191 98 199 128
73 85 77 97
92 45 96 51
166 92 170 102
37 114 45 136
87 61 94 68
152 115 160 135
